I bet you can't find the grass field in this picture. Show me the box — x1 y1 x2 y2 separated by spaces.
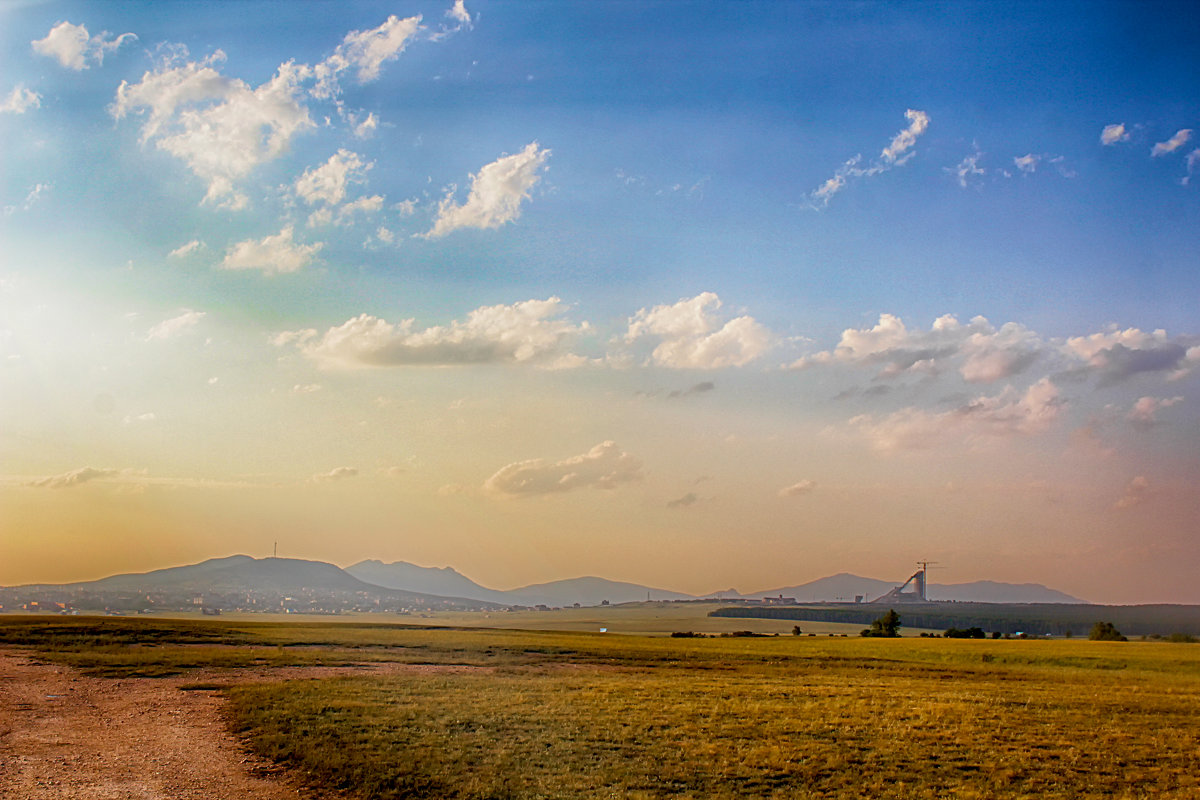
3 614 1199 798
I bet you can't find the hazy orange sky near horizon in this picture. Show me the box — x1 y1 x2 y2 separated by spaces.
2 1 1198 603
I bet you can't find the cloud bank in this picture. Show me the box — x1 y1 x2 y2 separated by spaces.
278 297 589 368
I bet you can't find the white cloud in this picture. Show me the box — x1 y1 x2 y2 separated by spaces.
624 292 771 369
1 85 41 114
880 109 930 163
447 0 473 26
849 378 1063 453
32 21 136 71
146 309 206 340
295 149 370 207
1014 153 1039 173
113 53 314 208
352 111 378 139
1152 129 1192 157
1064 326 1196 384
221 227 322 275
313 466 358 482
312 15 423 99
484 441 643 496
292 383 323 394
26 466 118 489
280 297 588 368
948 148 985 188
424 142 550 237
1127 395 1183 427
1113 476 1151 510
122 412 157 425
1100 123 1129 146
4 183 52 215
168 239 204 258
311 194 385 228
778 480 816 497
791 313 1041 383
810 110 928 207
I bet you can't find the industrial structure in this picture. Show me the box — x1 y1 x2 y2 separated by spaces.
873 562 936 603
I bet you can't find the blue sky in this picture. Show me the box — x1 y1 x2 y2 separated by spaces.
2 1 1198 602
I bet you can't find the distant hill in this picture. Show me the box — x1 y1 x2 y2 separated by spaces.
81 555 377 594
346 561 694 607
15 555 498 610
929 580 1083 604
502 576 694 607
346 560 512 604
749 573 895 603
750 573 1084 604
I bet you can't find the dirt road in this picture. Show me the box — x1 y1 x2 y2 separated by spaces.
0 649 339 800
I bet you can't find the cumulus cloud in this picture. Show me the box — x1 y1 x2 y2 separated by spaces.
484 441 643 496
849 378 1063 452
1063 327 1197 384
1100 123 1129 146
292 383 323 394
114 52 314 209
1 85 41 114
220 226 322 274
26 466 119 489
295 149 370 207
424 142 550 237
312 467 358 482
791 313 1042 383
146 309 206 340
1113 476 1151 510
447 0 473 27
168 239 204 258
279 297 588 368
1152 129 1192 157
1127 395 1183 428
624 292 771 369
810 109 928 207
778 480 816 497
312 15 422 99
32 21 135 70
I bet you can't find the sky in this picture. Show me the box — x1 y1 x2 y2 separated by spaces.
1 1 1198 604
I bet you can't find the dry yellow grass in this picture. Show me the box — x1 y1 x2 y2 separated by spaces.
226 632 1200 799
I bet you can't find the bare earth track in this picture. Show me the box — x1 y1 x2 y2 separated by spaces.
0 649 416 800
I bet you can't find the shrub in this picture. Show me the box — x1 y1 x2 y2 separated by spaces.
944 627 986 639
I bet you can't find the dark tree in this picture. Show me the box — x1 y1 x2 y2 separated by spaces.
861 608 902 638
1089 621 1127 641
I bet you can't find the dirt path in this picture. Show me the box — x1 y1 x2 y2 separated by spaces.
0 649 396 800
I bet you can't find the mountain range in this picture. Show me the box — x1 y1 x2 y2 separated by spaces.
345 560 1083 605
8 555 1085 607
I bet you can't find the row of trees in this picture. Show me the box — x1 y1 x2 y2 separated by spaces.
860 611 1131 641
